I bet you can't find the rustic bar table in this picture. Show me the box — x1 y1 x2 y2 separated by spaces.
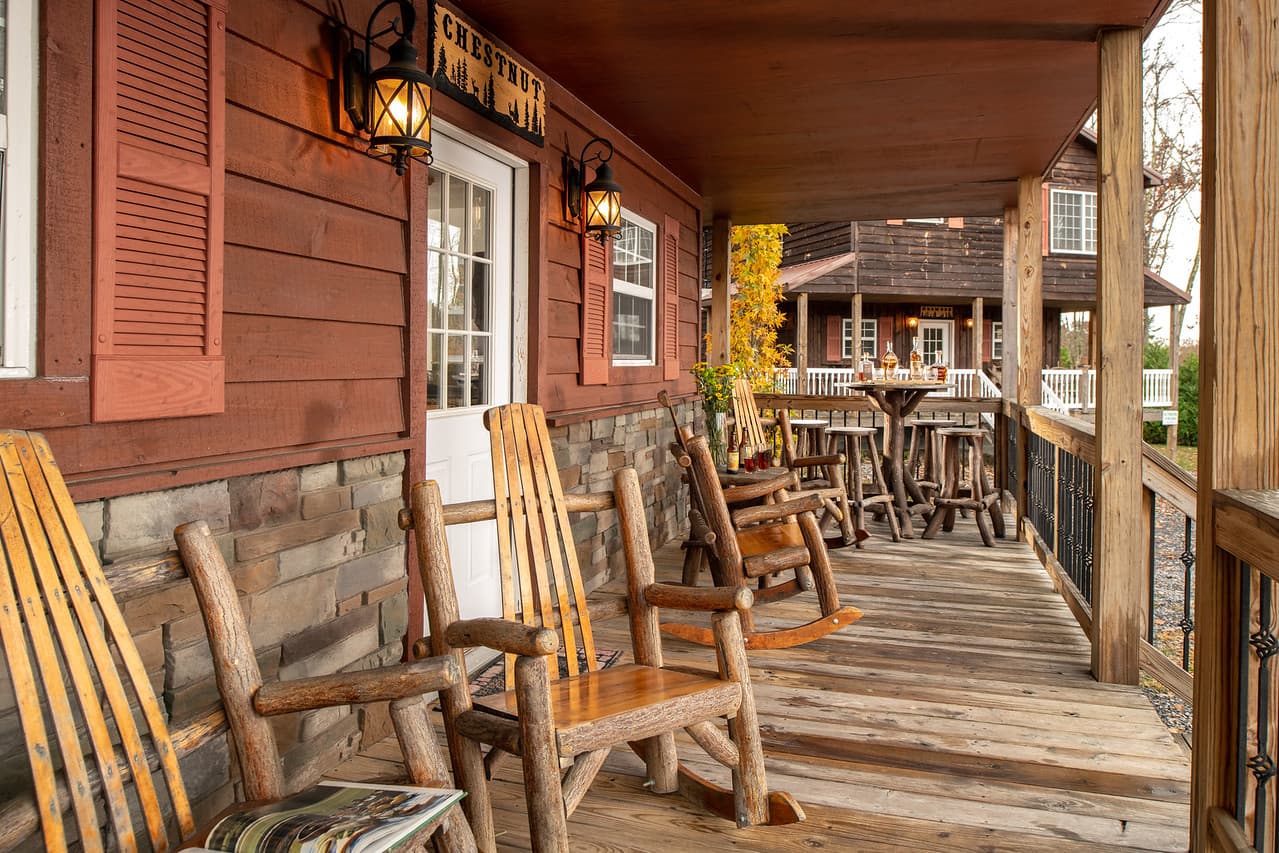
844 380 953 537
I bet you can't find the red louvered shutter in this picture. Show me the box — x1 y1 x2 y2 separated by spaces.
886 219 904 226
983 319 994 362
878 317 893 357
947 217 965 228
661 215 681 381
825 315 842 362
580 234 612 385
92 0 226 422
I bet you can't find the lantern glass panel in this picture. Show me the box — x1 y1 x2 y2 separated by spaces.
370 76 431 155
586 188 622 232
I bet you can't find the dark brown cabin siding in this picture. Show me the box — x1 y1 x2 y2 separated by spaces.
781 222 853 266
13 0 700 499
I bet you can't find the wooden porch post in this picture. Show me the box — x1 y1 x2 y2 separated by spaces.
1091 26 1144 686
1015 180 1043 530
852 292 863 360
1191 0 1279 842
1000 206 1020 513
795 292 810 393
971 297 984 372
709 217 732 366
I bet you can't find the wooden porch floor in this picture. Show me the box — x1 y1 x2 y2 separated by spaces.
335 513 1191 851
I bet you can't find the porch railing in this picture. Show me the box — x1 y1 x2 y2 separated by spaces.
777 367 1175 410
1013 406 1196 704
1041 368 1175 410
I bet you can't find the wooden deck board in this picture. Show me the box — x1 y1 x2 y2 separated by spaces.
332 511 1191 851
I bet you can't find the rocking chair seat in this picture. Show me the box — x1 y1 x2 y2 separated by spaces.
472 663 742 755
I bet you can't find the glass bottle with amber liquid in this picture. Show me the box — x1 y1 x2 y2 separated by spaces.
881 341 898 377
909 336 924 380
726 425 740 474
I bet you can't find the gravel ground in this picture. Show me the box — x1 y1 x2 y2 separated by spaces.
1144 495 1196 737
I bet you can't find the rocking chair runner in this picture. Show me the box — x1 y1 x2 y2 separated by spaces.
0 430 474 852
731 379 860 548
663 430 864 649
405 403 802 853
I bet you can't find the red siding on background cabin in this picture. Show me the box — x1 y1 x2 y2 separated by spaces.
12 0 701 497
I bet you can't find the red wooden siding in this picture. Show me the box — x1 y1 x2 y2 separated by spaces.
661 215 681 380
579 234 612 385
92 0 227 422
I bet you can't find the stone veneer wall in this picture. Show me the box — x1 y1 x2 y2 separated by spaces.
0 403 697 830
549 402 695 588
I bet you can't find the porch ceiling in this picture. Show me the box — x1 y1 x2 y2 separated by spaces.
453 1 1166 223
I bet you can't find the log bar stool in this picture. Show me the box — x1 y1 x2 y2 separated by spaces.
825 425 901 543
922 427 1006 547
905 419 960 497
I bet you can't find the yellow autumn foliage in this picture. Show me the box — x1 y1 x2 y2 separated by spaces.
729 224 792 390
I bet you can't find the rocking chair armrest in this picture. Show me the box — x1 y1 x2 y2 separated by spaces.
721 471 800 504
253 656 462 716
789 453 845 468
445 617 560 657
731 493 823 527
644 582 753 613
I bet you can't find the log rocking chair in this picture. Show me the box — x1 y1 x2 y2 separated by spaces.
662 428 864 650
730 378 861 548
405 403 803 853
0 429 475 852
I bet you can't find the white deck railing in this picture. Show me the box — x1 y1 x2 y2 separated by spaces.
772 367 1175 411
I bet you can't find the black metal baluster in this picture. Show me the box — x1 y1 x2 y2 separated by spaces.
1181 516 1196 671
1148 497 1157 645
1083 461 1094 605
1240 562 1254 827
1250 572 1278 845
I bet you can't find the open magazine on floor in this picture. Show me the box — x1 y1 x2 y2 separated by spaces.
189 781 464 853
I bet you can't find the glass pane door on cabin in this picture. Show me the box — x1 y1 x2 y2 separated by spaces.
425 133 514 624
919 320 953 366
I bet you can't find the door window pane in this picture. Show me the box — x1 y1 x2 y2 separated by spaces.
427 165 497 410
922 327 946 364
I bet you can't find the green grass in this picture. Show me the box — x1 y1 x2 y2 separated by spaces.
1154 444 1198 475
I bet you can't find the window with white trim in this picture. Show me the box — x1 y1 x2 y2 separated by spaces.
1050 188 1097 255
612 210 656 363
0 0 37 378
992 321 1004 360
905 217 946 225
841 318 877 360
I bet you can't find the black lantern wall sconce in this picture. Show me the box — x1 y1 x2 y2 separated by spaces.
343 0 433 175
564 136 623 243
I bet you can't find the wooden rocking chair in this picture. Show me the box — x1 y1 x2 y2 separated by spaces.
731 378 859 548
661 430 864 649
405 403 803 853
0 429 475 852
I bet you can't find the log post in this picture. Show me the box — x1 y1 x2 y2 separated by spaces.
851 292 864 361
971 296 984 372
1191 0 1279 842
1091 26 1144 686
795 292 809 393
1000 206 1019 512
1015 180 1043 531
710 217 732 366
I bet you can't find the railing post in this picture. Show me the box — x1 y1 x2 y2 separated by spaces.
1091 26 1144 686
795 292 809 394
1012 184 1042 533
1193 0 1279 843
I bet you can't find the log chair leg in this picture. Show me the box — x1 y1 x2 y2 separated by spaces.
980 437 1007 538
922 436 955 539
390 696 480 853
514 656 569 853
942 436 960 532
826 461 855 544
712 610 769 826
970 437 996 547
797 512 840 616
867 431 901 542
850 435 867 546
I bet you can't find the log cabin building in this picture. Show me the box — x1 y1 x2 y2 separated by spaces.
777 131 1190 374
3 0 1277 848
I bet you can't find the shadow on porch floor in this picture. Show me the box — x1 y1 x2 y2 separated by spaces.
332 512 1191 852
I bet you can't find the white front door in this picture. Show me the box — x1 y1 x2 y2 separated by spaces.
425 132 516 623
920 319 954 366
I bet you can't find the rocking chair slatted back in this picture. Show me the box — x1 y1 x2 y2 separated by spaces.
731 379 771 451
0 431 194 852
485 404 597 684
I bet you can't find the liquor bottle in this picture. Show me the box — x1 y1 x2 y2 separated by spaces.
909 337 924 380
726 425 740 474
881 341 898 376
858 350 874 381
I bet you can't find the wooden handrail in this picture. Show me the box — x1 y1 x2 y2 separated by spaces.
1214 489 1279 580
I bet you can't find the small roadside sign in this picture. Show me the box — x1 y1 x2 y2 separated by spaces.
1162 409 1179 426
